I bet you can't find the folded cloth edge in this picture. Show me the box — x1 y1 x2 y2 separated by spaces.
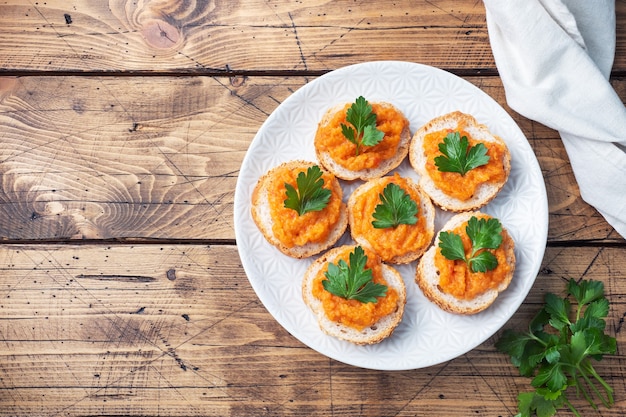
484 0 626 145
484 0 626 238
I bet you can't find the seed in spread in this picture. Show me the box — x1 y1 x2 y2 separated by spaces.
267 164 343 248
350 174 432 262
435 215 512 300
311 246 398 331
423 123 507 201
315 101 409 172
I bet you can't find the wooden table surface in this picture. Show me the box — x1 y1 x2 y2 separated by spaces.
1 1 625 416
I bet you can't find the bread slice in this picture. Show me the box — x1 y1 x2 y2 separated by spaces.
315 101 411 181
251 160 348 258
415 211 516 315
408 111 511 211
347 175 435 264
302 245 407 345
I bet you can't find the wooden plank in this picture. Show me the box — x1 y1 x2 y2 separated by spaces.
0 244 624 416
1 75 622 242
0 75 282 240
0 0 493 73
2 0 626 74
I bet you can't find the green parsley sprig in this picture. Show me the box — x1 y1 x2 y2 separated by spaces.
438 216 503 273
283 165 331 216
496 279 617 417
371 182 418 229
434 131 490 176
322 246 387 303
341 96 385 156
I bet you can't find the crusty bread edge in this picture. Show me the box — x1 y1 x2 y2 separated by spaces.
408 111 511 212
415 211 516 315
347 176 435 264
315 102 411 181
302 245 407 345
251 160 348 259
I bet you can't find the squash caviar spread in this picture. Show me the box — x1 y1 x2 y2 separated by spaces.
312 247 398 331
351 174 430 262
267 165 343 248
315 103 409 171
423 125 507 201
434 217 512 300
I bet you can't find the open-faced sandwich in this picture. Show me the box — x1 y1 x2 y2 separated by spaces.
302 245 406 345
251 160 348 258
347 173 435 264
416 211 515 315
409 111 511 211
314 96 411 181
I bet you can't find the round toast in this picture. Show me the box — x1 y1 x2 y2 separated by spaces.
409 111 511 211
415 211 516 315
302 245 407 345
315 101 411 181
347 175 435 264
250 160 348 258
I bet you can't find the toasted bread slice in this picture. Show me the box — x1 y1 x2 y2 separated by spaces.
347 175 435 264
302 245 407 345
415 211 516 315
251 160 348 258
315 101 411 181
409 111 511 211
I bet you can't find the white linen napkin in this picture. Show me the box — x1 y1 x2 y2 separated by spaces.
483 0 626 239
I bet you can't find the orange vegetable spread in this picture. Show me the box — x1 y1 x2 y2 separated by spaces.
351 174 430 261
315 103 409 171
434 216 512 300
267 165 343 248
423 123 507 201
311 247 398 331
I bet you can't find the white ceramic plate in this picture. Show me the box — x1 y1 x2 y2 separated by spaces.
234 61 548 370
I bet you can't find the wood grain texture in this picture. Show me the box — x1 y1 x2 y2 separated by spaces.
0 75 274 240
2 0 626 75
0 0 495 73
1 75 622 242
0 244 624 416
0 0 626 72
1 1 626 416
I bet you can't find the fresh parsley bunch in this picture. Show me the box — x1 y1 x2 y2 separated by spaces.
341 96 385 156
496 279 616 417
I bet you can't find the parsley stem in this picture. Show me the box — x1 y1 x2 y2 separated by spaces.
563 397 582 417
581 360 614 408
576 304 583 322
527 328 548 347
575 372 598 410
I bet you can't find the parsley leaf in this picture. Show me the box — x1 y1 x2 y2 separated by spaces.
434 131 490 176
322 246 387 303
438 231 467 262
283 165 332 216
496 279 617 417
371 182 418 229
516 392 561 417
341 96 385 156
438 216 503 273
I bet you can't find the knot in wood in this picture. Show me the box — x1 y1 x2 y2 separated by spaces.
141 20 182 50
